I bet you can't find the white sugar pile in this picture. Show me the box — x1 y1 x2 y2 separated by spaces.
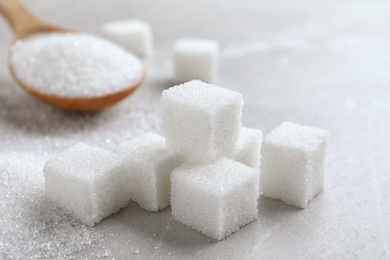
0 153 102 259
0 70 161 258
10 33 144 98
0 83 160 258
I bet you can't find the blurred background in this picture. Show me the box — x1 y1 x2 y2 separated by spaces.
0 0 389 259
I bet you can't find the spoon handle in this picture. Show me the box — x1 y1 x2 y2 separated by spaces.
0 0 42 38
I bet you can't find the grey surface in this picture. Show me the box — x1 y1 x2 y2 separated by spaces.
1 0 390 259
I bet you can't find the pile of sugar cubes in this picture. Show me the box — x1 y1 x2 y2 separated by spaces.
43 79 329 240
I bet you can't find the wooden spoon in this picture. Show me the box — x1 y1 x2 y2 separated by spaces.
0 0 145 111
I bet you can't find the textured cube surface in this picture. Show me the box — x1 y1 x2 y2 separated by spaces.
171 158 259 240
44 143 130 226
174 39 219 84
102 19 153 56
232 127 263 169
116 133 186 211
260 122 329 208
0 1 388 258
161 80 243 158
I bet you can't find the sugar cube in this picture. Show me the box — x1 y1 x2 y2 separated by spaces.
174 39 219 84
161 80 243 158
102 19 153 57
232 127 263 169
260 122 329 208
171 158 259 240
44 143 130 226
116 133 186 211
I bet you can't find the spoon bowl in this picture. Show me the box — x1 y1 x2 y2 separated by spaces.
0 0 145 111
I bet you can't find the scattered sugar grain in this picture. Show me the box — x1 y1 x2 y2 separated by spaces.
1 54 160 258
0 153 101 259
10 33 144 98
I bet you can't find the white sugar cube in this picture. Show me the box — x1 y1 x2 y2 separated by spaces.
161 80 243 158
232 127 263 169
260 122 329 208
102 19 153 57
116 133 186 211
171 158 259 240
44 143 130 226
174 39 219 84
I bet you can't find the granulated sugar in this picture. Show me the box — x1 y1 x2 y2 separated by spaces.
10 33 144 98
0 80 160 258
0 153 101 259
0 84 161 154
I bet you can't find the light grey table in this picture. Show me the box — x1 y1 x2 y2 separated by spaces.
0 0 389 259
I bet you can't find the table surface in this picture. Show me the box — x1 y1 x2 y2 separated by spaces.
1 0 389 259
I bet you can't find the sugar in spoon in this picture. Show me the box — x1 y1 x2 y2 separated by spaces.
0 0 145 111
